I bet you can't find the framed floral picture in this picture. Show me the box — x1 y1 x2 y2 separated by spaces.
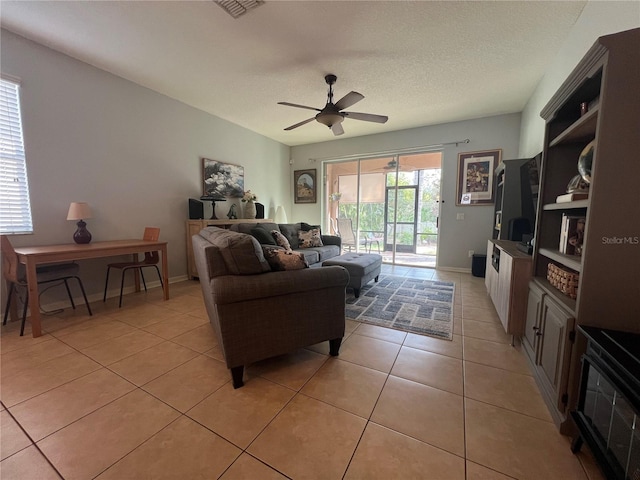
202 158 244 198
294 169 317 204
456 149 501 205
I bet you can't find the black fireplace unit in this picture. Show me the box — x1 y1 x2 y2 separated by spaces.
571 326 640 480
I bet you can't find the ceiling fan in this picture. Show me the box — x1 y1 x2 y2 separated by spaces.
278 74 388 136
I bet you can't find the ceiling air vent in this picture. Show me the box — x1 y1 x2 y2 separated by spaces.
214 0 265 19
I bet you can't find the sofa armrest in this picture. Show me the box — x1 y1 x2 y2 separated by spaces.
321 235 341 248
211 266 348 305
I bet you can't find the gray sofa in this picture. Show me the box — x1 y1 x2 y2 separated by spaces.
229 222 341 266
192 227 349 388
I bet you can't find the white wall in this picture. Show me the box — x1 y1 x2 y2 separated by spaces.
1 29 291 300
290 113 522 270
518 1 640 158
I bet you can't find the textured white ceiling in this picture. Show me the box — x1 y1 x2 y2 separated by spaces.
0 1 586 146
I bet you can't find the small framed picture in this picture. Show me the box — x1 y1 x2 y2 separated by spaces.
456 149 501 205
294 169 317 204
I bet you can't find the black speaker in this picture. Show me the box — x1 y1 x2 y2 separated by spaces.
255 202 265 219
188 198 204 220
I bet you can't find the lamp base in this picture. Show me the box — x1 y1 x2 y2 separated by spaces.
73 220 92 244
209 200 218 220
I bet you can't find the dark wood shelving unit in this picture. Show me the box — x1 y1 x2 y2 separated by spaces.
522 28 640 444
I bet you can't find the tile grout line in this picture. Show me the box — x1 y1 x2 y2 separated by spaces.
339 328 407 479
1 400 65 479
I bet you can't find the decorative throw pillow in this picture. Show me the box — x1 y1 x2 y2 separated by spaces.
262 247 309 271
271 230 292 251
298 228 324 248
250 227 276 245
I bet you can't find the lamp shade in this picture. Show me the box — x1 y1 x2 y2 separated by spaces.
274 205 288 224
67 202 92 221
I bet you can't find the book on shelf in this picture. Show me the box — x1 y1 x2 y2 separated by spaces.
556 192 589 203
559 214 586 256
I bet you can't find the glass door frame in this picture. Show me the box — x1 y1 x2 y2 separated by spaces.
323 149 443 267
385 184 418 254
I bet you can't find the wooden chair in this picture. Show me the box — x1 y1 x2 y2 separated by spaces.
102 227 163 307
1 236 92 336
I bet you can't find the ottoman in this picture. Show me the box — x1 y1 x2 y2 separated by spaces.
322 253 382 298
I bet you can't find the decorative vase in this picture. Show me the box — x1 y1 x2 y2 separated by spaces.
244 200 256 219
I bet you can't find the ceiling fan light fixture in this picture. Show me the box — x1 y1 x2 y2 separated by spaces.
214 0 264 19
316 112 344 128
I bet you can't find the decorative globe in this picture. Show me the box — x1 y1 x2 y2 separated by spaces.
578 140 595 184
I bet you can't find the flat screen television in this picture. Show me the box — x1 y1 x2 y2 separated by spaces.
516 152 542 242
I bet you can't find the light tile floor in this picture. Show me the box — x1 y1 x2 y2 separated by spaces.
1 265 606 479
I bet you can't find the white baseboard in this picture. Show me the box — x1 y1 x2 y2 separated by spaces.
7 275 192 319
435 266 472 273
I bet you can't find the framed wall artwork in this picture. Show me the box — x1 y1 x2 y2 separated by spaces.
202 158 244 198
456 149 502 205
294 169 317 204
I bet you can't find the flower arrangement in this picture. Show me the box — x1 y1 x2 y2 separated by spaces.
329 192 342 202
241 190 257 203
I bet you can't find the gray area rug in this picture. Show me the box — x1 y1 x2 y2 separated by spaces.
346 275 455 340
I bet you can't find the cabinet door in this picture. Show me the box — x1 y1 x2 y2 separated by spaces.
485 248 498 300
538 295 575 412
485 241 494 293
496 253 513 332
523 283 544 364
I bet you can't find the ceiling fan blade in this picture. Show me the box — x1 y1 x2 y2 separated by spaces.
284 117 316 131
331 123 344 136
334 91 364 111
278 102 321 112
343 111 389 124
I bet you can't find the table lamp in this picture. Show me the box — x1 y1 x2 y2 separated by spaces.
275 205 288 224
67 202 92 244
200 196 226 220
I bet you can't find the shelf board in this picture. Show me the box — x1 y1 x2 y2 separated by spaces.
533 277 577 316
543 200 590 210
549 106 598 147
539 248 582 272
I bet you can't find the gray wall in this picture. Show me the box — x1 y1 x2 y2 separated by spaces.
290 113 522 270
519 2 640 158
1 29 291 302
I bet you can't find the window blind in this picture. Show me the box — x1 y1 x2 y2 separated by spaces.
0 77 33 234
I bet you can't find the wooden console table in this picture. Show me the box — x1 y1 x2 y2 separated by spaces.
13 239 169 338
186 219 274 279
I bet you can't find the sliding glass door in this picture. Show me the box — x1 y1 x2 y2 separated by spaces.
324 151 442 267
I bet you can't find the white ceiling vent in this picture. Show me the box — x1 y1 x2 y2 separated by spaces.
214 0 265 19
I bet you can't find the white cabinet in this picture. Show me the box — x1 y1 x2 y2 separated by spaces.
485 240 532 340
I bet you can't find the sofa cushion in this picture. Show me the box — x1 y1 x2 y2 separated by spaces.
294 248 320 265
229 222 279 235
263 247 309 271
199 227 270 275
298 228 324 248
250 227 276 245
271 230 292 251
299 222 321 233
304 245 340 262
278 223 301 250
